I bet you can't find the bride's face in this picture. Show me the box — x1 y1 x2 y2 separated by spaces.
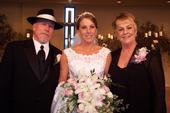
77 18 97 44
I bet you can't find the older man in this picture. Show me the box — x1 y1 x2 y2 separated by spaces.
0 8 63 113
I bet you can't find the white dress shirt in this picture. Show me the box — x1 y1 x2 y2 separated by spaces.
33 38 49 60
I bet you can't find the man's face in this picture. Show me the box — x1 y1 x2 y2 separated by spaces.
33 19 55 44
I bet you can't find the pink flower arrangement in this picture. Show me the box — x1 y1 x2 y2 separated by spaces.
133 47 149 64
60 72 124 113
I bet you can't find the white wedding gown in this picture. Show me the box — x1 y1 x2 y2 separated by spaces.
51 47 110 113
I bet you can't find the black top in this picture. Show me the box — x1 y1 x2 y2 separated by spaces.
109 45 167 113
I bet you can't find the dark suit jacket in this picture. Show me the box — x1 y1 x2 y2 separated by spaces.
0 39 61 113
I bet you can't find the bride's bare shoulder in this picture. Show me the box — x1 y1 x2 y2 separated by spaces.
96 45 102 49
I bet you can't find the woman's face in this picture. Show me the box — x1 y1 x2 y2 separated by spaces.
115 19 137 45
77 18 97 44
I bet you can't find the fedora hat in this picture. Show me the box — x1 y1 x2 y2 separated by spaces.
27 8 63 30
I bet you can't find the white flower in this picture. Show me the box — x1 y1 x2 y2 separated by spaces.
56 54 61 62
107 92 113 98
54 54 61 65
78 103 85 111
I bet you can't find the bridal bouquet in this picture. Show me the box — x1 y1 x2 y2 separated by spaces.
60 71 124 113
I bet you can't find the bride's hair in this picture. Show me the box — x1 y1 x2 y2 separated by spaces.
75 11 98 30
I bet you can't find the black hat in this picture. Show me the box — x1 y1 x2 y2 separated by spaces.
27 9 63 30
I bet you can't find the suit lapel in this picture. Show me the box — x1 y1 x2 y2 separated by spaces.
24 39 41 80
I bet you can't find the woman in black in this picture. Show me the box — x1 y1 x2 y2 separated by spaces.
109 12 166 113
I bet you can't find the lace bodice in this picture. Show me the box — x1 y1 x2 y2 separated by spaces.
51 47 111 113
64 47 111 78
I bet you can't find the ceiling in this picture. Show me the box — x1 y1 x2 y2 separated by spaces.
0 0 170 6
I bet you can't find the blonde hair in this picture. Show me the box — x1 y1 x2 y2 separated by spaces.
112 12 137 30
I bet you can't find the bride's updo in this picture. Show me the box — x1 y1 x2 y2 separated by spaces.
75 12 98 30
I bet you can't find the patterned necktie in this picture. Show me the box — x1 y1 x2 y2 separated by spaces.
37 45 45 79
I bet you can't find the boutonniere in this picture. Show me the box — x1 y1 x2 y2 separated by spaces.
54 54 61 65
131 47 150 64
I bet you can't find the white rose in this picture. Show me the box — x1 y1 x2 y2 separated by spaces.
78 103 85 111
56 54 61 62
107 92 113 98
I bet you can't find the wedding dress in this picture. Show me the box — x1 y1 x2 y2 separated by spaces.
51 47 110 113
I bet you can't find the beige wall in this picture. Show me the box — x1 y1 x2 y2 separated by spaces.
75 5 170 37
0 2 170 86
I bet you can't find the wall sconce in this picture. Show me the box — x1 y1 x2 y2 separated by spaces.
25 29 33 38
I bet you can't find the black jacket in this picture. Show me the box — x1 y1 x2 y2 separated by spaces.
0 39 61 113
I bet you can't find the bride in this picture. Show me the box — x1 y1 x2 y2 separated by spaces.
51 11 111 113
